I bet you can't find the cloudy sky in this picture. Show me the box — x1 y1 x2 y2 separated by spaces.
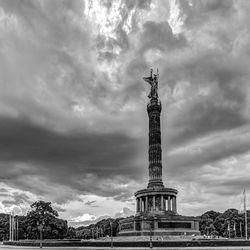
0 0 250 226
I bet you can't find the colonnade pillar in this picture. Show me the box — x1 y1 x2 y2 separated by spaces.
136 195 177 213
172 196 176 212
174 196 177 212
161 195 164 210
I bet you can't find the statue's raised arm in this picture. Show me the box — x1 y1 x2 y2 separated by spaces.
143 68 159 99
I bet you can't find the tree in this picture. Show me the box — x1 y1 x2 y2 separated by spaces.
0 213 10 240
200 210 221 236
214 209 243 238
25 200 67 239
30 201 58 217
67 227 76 239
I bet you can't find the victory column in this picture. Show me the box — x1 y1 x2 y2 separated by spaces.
118 69 200 237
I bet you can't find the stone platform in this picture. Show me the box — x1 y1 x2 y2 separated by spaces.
119 186 200 237
118 212 200 237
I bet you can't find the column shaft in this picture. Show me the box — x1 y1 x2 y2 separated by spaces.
147 98 163 188
145 196 148 212
153 196 155 210
175 197 177 212
173 196 176 212
168 196 171 211
161 195 164 211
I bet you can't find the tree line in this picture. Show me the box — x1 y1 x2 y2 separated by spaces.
199 209 250 238
0 200 249 240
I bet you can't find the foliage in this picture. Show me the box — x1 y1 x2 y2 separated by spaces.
73 217 123 239
200 208 249 238
200 210 221 236
0 213 11 241
24 200 67 239
30 201 58 217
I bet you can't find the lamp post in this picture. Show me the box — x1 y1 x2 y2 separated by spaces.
143 216 154 249
9 214 12 241
91 228 94 239
16 217 18 241
37 221 45 248
110 221 113 248
149 216 157 248
149 220 153 249
102 225 104 237
227 221 230 239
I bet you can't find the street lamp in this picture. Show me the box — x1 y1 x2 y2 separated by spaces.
149 216 157 249
102 225 105 237
149 220 153 249
110 221 113 248
16 217 18 242
37 221 45 248
227 221 230 239
143 216 154 249
96 227 99 239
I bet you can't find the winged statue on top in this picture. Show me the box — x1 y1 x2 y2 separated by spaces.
143 68 159 99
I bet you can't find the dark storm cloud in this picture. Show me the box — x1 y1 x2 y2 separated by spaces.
168 97 248 147
0 116 142 201
167 132 250 172
219 178 250 195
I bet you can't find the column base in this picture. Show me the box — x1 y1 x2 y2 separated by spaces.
147 180 164 189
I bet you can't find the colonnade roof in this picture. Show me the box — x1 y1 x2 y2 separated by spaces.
135 187 178 198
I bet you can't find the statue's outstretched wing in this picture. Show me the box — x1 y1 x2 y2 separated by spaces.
143 76 153 85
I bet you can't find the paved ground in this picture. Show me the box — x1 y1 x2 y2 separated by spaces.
2 247 250 250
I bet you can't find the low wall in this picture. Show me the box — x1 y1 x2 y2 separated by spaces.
3 239 250 248
118 230 199 236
